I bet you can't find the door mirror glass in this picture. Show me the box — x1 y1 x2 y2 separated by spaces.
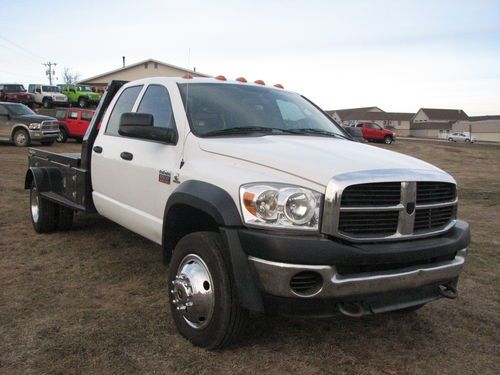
118 112 176 143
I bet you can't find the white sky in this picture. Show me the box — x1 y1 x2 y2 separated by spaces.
1 0 499 115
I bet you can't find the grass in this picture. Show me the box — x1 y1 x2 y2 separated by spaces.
0 140 499 374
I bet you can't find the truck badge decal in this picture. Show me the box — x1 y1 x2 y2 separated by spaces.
406 202 415 215
173 173 181 184
159 170 171 185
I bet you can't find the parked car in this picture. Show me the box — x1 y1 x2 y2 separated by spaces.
57 84 101 108
24 78 469 349
355 122 395 144
0 102 59 146
447 132 476 143
55 107 95 143
28 84 68 108
0 84 35 107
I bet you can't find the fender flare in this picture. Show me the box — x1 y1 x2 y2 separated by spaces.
163 180 242 232
24 166 64 192
11 124 30 141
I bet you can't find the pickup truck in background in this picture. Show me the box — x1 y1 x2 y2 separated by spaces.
24 78 470 349
354 122 396 144
57 84 101 108
0 102 59 146
54 107 95 143
28 84 68 109
0 84 35 107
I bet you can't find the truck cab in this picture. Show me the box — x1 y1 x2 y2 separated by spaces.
24 77 470 349
355 122 395 144
28 84 68 108
0 84 35 107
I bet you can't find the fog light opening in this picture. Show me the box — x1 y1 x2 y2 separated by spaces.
289 271 323 297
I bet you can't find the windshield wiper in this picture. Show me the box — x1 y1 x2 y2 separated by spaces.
285 128 351 139
202 126 296 137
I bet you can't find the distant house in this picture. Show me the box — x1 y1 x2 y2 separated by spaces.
79 58 210 92
326 107 414 136
411 108 469 138
453 115 500 142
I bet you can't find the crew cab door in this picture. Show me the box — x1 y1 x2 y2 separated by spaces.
91 82 183 244
0 104 11 139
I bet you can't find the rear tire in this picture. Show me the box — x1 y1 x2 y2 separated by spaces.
168 232 246 349
383 135 393 144
30 183 58 233
448 137 453 142
13 129 31 147
465 138 471 143
43 98 52 109
57 127 68 143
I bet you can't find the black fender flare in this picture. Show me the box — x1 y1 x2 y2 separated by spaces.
24 167 64 192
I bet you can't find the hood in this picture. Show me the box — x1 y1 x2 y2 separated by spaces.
199 136 445 186
16 114 56 123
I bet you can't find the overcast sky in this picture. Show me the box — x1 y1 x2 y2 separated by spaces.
1 0 499 115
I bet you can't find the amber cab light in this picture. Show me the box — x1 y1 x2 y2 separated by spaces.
215 75 227 81
274 84 284 89
182 73 193 79
254 79 265 85
236 77 247 83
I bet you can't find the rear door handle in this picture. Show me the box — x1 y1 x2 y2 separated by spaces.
120 151 133 161
93 146 103 153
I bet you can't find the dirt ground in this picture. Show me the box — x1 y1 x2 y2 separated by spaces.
0 139 498 375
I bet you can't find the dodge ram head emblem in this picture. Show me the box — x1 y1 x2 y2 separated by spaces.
406 202 415 215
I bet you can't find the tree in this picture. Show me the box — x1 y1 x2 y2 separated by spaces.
61 68 80 85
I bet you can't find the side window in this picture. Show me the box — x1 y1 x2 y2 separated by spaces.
55 109 67 120
28 85 34 93
105 85 143 136
69 111 79 120
81 112 93 121
137 85 176 129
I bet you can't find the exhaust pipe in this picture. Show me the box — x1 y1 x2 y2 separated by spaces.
338 302 365 317
439 283 458 299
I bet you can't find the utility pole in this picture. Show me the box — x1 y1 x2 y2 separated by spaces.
42 62 57 85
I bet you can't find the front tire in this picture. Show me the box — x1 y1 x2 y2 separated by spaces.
168 232 246 349
13 129 31 147
43 98 52 109
57 127 68 143
30 183 58 233
448 137 453 142
465 138 471 143
383 135 393 144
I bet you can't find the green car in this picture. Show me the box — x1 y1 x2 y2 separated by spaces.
57 84 101 108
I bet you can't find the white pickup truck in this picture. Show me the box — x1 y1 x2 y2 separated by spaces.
25 77 470 349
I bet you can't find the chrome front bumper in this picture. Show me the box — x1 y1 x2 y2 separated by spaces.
249 248 466 299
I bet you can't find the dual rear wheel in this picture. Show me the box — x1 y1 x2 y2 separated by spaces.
30 183 74 233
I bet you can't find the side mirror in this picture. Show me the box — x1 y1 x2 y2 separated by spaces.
118 112 176 143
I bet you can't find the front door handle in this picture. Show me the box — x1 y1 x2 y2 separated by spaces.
120 151 133 161
93 146 103 153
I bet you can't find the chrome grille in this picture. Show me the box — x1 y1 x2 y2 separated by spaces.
41 121 59 131
341 182 401 207
322 170 458 242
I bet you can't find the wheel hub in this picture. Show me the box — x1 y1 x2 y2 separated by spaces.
170 254 214 329
30 187 39 223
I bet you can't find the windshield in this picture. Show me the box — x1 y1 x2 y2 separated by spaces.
77 85 93 92
42 85 60 93
4 84 25 92
6 103 36 116
178 83 346 138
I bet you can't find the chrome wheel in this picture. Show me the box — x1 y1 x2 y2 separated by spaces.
15 131 28 146
30 187 40 223
170 254 215 329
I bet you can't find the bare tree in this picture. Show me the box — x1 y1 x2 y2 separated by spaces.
61 68 80 85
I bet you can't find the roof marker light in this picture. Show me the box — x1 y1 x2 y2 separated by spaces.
274 84 284 89
254 79 265 85
215 75 227 81
182 73 193 79
236 77 247 83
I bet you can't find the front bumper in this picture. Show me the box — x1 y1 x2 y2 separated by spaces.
222 220 470 315
249 249 466 299
29 130 59 141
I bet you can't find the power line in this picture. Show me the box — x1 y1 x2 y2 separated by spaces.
0 43 40 64
0 34 47 61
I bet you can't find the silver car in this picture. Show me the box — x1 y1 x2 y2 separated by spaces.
447 132 477 143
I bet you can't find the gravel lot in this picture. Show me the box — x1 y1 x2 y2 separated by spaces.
1 140 498 374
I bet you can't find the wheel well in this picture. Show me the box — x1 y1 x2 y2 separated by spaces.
162 204 219 264
11 125 28 141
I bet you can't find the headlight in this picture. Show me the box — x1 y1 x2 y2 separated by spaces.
29 123 41 130
240 183 322 231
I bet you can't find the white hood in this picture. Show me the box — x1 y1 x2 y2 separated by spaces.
199 136 446 186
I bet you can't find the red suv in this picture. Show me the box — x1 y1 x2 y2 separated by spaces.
355 122 395 144
55 108 94 143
